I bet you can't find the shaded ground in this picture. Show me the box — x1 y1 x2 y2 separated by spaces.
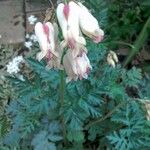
0 0 51 45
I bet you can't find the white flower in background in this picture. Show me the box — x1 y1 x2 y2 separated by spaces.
25 33 37 49
6 56 24 74
107 51 118 68
78 2 104 43
16 74 25 81
35 22 59 62
0 34 2 39
25 34 30 39
28 15 37 25
56 1 86 49
24 41 32 49
30 34 38 42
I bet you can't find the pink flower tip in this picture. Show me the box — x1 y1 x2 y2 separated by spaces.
63 4 70 20
43 24 50 43
93 35 104 43
68 38 76 49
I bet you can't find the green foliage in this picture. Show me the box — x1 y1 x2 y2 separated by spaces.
0 42 149 150
121 67 142 88
105 0 150 46
139 74 150 99
1 1 150 149
31 121 62 150
107 101 148 150
88 100 150 149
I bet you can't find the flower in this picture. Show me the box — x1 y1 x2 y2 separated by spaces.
26 34 30 39
107 51 118 68
31 1 105 82
6 56 24 74
35 22 62 69
56 1 86 49
25 34 37 49
77 2 104 43
24 41 32 49
63 51 78 83
63 49 92 82
30 34 38 42
35 22 59 62
73 52 92 79
56 1 106 82
28 15 37 25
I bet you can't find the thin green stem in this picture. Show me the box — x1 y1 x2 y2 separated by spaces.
60 70 67 144
85 98 148 129
111 41 134 49
85 101 125 129
64 0 68 4
123 16 150 67
60 70 65 106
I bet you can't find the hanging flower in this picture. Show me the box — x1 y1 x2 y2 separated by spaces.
56 1 86 49
63 51 78 83
35 22 63 69
63 49 92 82
77 2 104 43
35 22 59 62
33 1 106 82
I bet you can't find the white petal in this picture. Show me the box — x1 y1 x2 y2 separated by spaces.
56 3 68 40
68 1 86 45
56 2 86 46
78 2 104 42
110 51 119 63
45 22 58 57
35 22 50 61
78 2 99 32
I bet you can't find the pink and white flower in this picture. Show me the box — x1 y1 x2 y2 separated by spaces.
35 22 59 62
63 50 92 82
73 51 92 80
33 1 105 82
78 2 104 43
56 1 86 49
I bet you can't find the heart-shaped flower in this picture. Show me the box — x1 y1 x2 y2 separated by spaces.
78 2 104 43
56 1 86 49
35 22 59 62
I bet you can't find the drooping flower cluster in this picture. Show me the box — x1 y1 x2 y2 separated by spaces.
35 1 104 82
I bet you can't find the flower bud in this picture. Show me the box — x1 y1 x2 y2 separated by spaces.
107 51 118 68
